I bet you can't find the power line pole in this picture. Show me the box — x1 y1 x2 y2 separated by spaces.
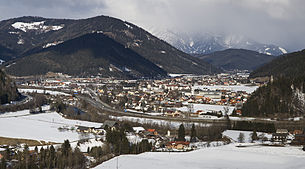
187 103 194 127
116 156 119 169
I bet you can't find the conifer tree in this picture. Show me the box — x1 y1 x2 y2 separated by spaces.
0 157 6 169
251 130 258 142
191 124 196 142
237 133 245 143
62 140 71 156
178 124 186 141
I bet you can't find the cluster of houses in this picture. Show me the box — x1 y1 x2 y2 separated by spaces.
75 120 305 149
76 120 120 134
74 120 193 151
271 129 305 145
94 75 254 118
17 72 254 118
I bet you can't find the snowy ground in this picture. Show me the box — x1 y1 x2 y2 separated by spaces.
222 130 272 143
0 105 50 118
94 144 305 169
126 133 143 144
0 107 102 143
177 103 235 115
194 85 258 94
168 74 193 77
18 88 71 96
71 139 104 152
109 115 211 129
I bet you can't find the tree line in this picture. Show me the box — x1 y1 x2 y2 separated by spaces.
1 140 85 169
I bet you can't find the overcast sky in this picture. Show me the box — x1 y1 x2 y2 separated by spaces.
0 0 304 51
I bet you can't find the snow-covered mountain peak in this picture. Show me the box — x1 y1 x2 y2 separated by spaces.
153 30 288 56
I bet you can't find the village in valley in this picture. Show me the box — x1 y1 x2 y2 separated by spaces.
0 71 304 168
18 72 255 118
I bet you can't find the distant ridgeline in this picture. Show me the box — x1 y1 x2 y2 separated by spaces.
250 49 305 78
0 69 20 104
243 50 305 118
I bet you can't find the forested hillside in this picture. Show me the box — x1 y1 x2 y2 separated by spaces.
5 33 167 78
0 16 219 76
250 49 305 78
0 69 20 104
242 76 305 118
242 49 305 118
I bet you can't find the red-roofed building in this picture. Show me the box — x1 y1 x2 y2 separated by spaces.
147 129 155 132
166 141 190 150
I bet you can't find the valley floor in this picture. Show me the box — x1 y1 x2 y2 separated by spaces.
94 144 305 169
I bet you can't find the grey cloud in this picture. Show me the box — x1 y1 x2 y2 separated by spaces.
0 0 304 51
103 0 305 51
0 0 106 19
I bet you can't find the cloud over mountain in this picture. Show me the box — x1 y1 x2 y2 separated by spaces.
0 0 304 51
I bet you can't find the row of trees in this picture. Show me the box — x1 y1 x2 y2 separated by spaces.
232 121 276 133
1 140 86 169
237 130 270 143
105 128 152 155
177 124 197 142
177 123 229 142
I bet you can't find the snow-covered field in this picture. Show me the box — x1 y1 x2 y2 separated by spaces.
222 130 272 143
194 85 258 94
110 115 211 129
18 88 70 96
94 144 305 169
177 103 235 115
0 108 102 143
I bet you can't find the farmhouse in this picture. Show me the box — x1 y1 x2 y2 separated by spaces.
102 120 119 131
166 141 190 150
272 129 289 143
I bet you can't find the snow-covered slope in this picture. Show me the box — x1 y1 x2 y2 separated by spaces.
12 21 63 33
154 31 288 56
94 144 305 169
0 107 102 143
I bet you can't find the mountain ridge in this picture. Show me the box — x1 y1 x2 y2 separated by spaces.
154 31 288 56
250 49 305 78
0 15 220 76
5 33 168 78
197 48 277 71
